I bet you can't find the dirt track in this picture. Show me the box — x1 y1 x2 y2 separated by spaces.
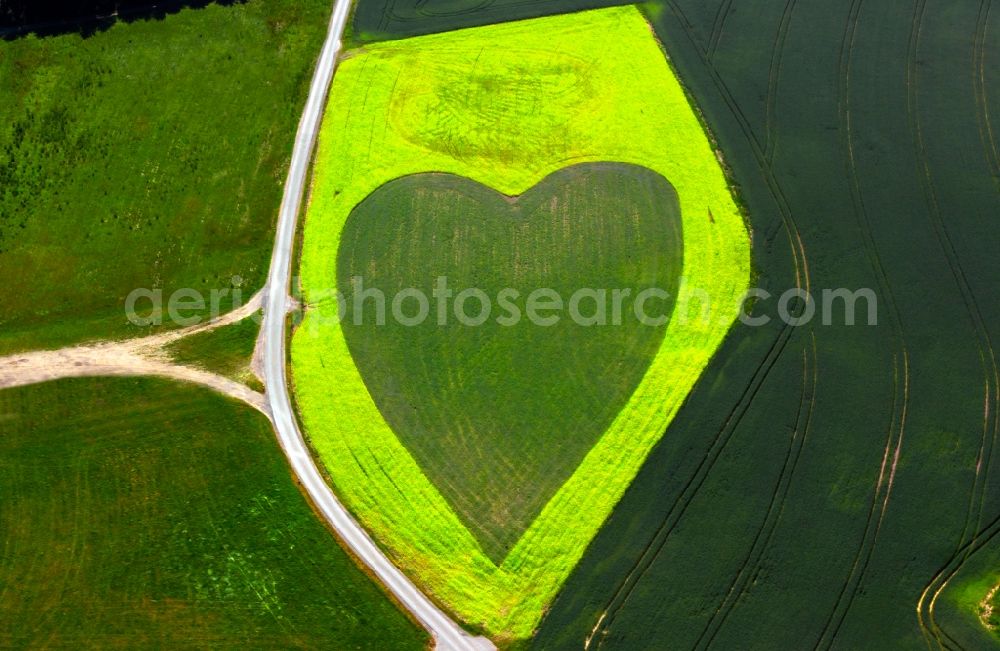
0 292 268 416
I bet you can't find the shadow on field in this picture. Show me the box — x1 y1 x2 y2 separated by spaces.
0 0 245 40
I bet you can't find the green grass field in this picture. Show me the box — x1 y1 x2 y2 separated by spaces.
0 377 427 649
530 1 1000 649
338 163 682 562
292 6 749 640
0 0 329 354
165 313 263 391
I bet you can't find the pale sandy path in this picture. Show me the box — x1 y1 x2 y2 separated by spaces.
0 291 268 415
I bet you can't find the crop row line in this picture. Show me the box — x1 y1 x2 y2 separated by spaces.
910 0 1000 647
763 0 797 166
813 1 913 645
973 0 999 187
706 0 734 60
593 317 797 649
695 333 818 649
584 3 817 645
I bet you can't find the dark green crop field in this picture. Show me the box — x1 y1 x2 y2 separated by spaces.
0 0 329 355
350 0 631 42
530 1 1000 649
165 313 263 390
0 377 428 649
338 163 682 562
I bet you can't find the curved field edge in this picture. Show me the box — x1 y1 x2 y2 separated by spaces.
933 537 1000 648
0 377 428 649
291 5 749 640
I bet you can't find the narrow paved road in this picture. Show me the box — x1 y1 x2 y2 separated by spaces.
260 2 495 649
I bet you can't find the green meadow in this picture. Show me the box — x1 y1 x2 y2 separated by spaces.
165 313 262 390
0 377 427 649
0 0 328 354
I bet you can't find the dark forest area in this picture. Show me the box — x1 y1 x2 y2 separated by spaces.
0 0 239 37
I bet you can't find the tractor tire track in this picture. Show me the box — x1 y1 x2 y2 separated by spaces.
934 0 1000 552
585 5 815 645
812 2 913 646
667 0 772 174
814 352 908 651
695 333 818 650
922 508 1000 651
706 0 733 60
907 1 1000 648
763 0 797 165
590 319 797 650
973 0 999 187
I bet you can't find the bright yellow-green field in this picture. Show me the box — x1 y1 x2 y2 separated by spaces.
292 5 750 641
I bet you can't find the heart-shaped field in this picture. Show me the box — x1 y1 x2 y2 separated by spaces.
337 163 682 561
291 6 751 639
